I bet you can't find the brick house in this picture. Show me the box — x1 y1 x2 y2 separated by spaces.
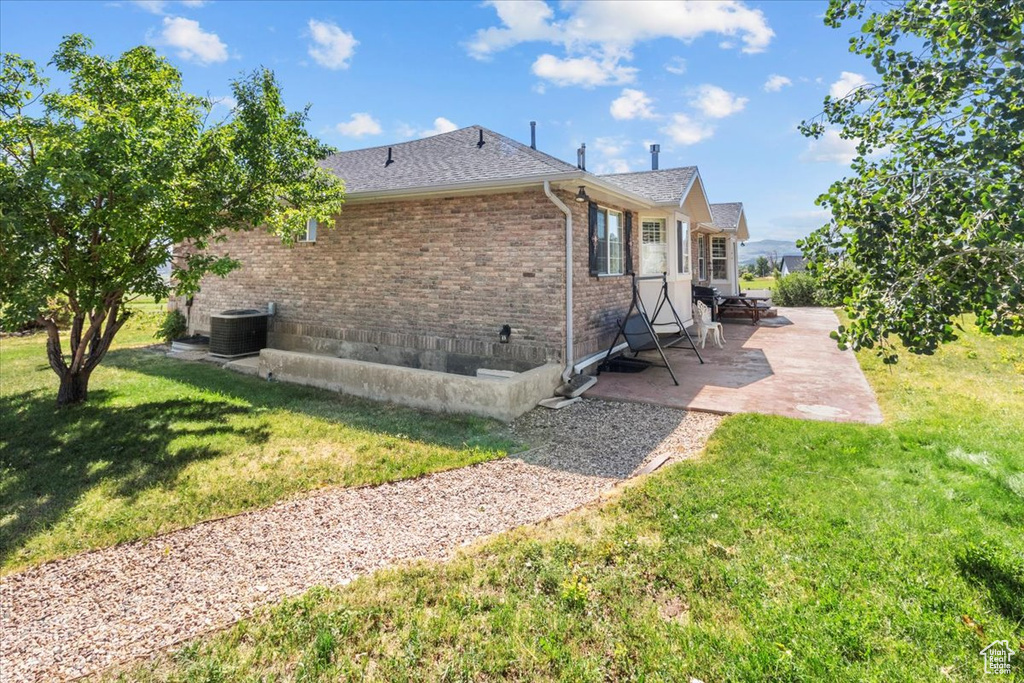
181 126 745 414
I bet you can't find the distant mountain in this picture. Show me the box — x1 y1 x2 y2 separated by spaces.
738 239 803 265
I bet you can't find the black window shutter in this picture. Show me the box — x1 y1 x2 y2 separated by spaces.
588 201 599 276
624 211 634 275
677 220 685 274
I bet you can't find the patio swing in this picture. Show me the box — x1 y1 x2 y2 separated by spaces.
597 273 703 386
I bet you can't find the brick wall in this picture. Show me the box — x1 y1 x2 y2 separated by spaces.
181 189 568 367
562 191 639 361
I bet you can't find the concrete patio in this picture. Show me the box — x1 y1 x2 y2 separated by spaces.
585 307 883 424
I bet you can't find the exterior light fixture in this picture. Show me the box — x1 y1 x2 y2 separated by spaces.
499 324 512 343
575 186 589 203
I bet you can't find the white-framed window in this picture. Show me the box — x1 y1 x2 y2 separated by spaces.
697 234 706 280
711 236 728 280
677 220 690 275
595 206 624 275
641 219 667 275
298 218 317 243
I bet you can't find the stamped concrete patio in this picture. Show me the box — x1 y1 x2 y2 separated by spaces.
585 307 883 424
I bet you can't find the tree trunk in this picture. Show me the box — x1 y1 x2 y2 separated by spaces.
56 370 91 407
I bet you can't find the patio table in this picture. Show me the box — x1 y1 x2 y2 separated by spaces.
719 294 772 325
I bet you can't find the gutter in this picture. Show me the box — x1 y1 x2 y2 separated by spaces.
543 180 575 382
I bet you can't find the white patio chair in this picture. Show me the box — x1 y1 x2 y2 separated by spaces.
694 300 725 349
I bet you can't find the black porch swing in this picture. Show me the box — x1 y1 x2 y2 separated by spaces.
597 273 703 386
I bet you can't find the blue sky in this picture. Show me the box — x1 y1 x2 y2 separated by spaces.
0 0 875 241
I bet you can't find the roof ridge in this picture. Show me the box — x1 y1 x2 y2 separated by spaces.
597 166 697 178
326 125 578 173
475 126 579 173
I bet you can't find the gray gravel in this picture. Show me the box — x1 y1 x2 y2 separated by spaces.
512 398 722 478
0 399 719 682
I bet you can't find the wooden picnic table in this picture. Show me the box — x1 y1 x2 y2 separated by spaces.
718 294 772 325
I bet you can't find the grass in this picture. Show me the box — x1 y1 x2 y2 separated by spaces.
115 322 1024 682
741 275 777 291
0 317 514 574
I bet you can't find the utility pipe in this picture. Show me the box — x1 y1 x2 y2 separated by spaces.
543 180 574 382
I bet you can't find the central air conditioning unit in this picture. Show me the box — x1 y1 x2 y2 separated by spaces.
209 309 269 358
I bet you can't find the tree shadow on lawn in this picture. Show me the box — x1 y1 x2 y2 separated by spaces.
0 388 267 568
105 347 516 450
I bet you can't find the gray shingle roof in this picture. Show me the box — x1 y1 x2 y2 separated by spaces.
596 167 698 204
710 202 743 229
318 126 579 195
782 255 807 273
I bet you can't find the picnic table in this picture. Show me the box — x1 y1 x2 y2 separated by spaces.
718 294 772 325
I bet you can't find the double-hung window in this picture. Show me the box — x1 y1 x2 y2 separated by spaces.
641 219 667 275
595 207 624 275
711 236 728 280
298 218 318 243
676 220 690 275
697 234 706 280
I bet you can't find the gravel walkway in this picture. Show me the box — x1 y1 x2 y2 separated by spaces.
1 400 719 682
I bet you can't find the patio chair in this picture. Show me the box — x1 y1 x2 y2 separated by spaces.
694 300 725 349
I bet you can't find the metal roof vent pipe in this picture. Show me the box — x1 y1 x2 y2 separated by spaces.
577 143 586 171
477 129 485 148
385 147 394 166
530 121 536 150
650 143 660 171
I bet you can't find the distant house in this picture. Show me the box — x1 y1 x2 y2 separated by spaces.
179 126 751 417
780 255 807 276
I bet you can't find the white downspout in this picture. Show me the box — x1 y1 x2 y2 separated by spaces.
543 181 574 382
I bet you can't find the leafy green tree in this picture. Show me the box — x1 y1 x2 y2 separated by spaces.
800 0 1023 362
1 35 344 405
755 255 770 277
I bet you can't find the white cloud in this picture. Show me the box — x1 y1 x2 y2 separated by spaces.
156 16 227 64
610 88 655 120
307 19 357 70
211 95 236 110
593 136 628 158
801 128 860 163
763 74 792 92
594 158 632 174
531 54 636 87
336 112 382 137
661 113 714 145
468 1 773 88
592 136 634 174
395 123 417 139
421 117 459 137
468 0 774 58
466 0 561 59
664 56 687 75
694 84 747 119
829 71 868 99
132 0 204 13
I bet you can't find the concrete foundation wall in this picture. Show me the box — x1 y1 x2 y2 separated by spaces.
258 348 563 422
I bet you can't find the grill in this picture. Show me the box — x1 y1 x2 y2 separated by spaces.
209 309 268 358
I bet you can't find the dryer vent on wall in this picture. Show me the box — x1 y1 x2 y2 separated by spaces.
209 309 268 358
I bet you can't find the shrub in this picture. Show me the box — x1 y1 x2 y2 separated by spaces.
741 272 755 282
773 273 821 306
155 309 188 342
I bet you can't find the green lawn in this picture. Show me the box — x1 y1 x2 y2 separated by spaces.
741 275 777 291
0 320 514 573
116 323 1024 682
